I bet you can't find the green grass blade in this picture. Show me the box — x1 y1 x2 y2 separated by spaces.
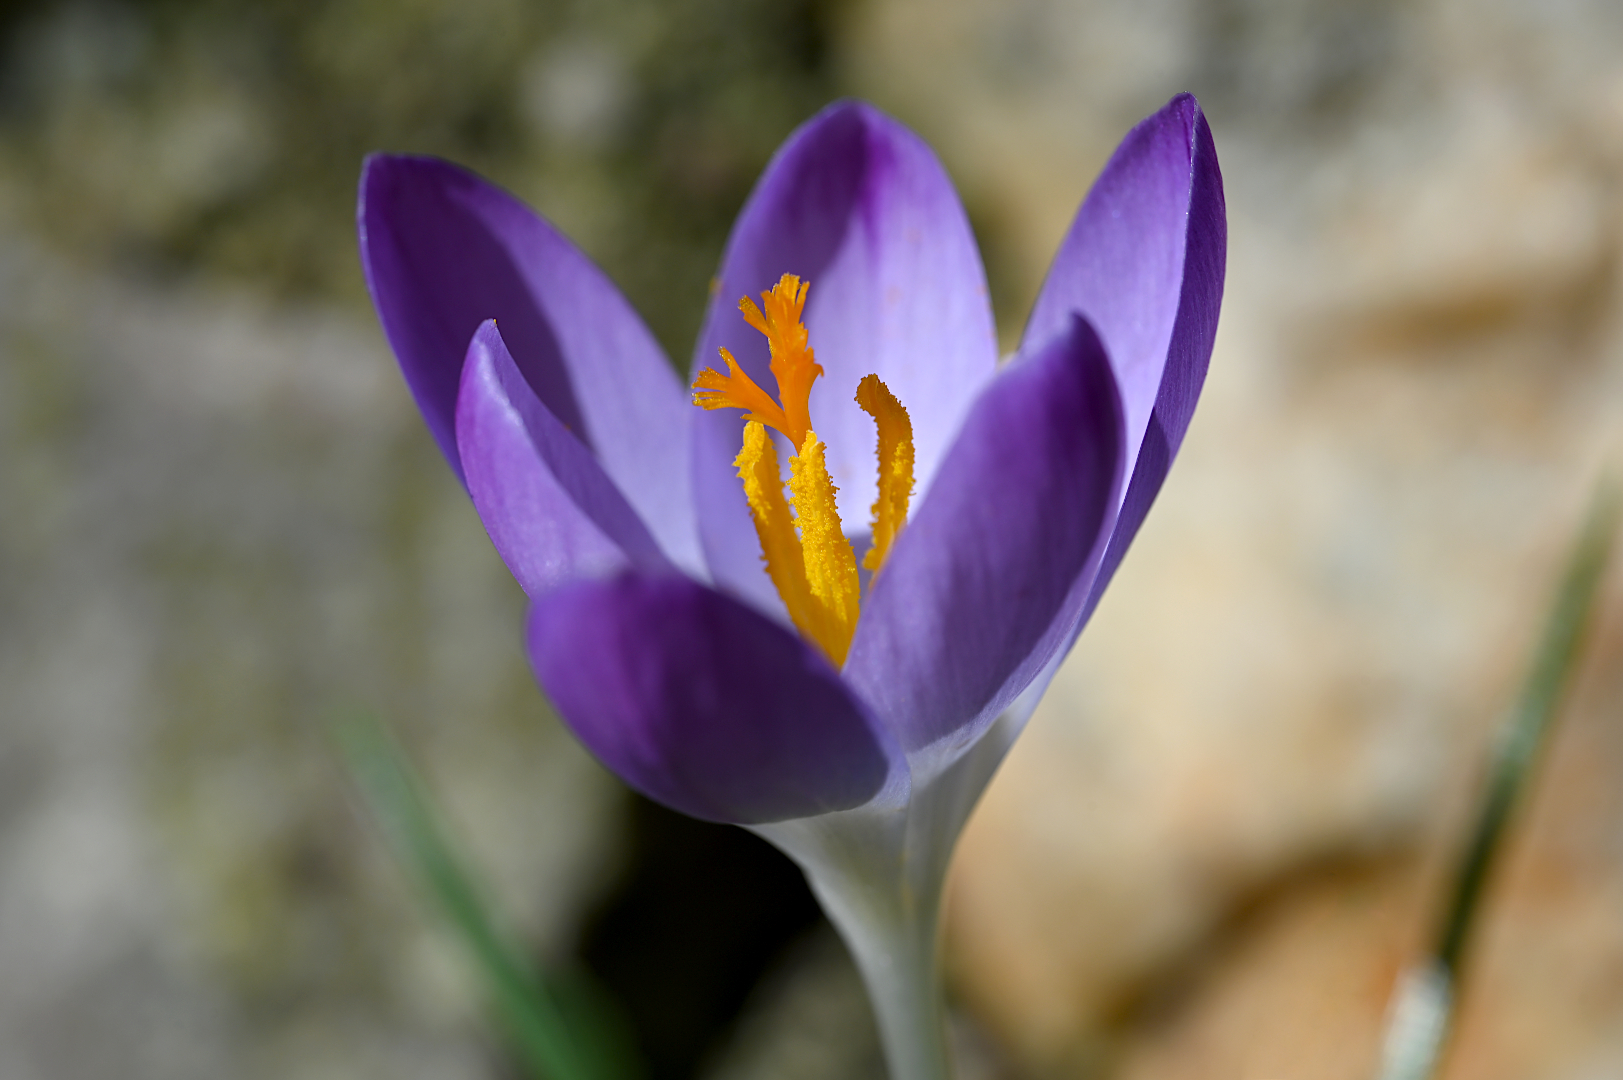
1435 484 1617 974
1376 482 1617 1080
337 715 637 1080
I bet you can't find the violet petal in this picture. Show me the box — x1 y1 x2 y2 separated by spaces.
1024 94 1226 630
529 573 904 824
1083 100 1225 624
844 315 1125 755
359 155 700 570
457 321 672 597
690 101 998 614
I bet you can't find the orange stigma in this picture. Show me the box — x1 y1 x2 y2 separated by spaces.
692 274 822 452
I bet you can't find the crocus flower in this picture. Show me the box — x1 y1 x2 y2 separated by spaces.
359 93 1224 1080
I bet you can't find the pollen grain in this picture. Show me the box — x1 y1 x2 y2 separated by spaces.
735 421 815 636
788 432 860 665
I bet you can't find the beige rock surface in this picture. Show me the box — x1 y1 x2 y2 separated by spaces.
838 0 1623 1072
1107 599 1623 1080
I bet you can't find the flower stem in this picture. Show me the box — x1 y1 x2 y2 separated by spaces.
753 716 1026 1080
800 854 953 1080
876 930 952 1080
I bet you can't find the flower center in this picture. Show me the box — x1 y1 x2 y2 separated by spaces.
692 274 915 665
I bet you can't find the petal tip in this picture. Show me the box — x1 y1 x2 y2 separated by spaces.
1166 91 1202 120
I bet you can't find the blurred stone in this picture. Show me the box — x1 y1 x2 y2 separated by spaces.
0 239 624 1079
1112 857 1421 1080
521 36 633 151
839 0 1623 1072
1108 595 1623 1080
0 0 837 357
0 1 843 1075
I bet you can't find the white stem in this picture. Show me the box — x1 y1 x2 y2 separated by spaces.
810 864 951 1080
754 710 1031 1080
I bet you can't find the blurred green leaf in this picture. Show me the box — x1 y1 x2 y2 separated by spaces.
1377 480 1617 1080
338 715 640 1080
1436 482 1617 975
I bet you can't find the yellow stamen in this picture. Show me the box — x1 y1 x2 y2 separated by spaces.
854 375 914 573
691 273 913 666
691 275 822 451
788 432 860 665
735 421 817 635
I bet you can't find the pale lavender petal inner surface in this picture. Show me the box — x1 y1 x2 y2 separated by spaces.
458 321 672 597
529 573 903 824
689 101 998 614
844 315 1125 755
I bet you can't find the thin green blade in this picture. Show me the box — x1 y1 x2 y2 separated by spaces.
338 715 639 1080
1376 482 1617 1080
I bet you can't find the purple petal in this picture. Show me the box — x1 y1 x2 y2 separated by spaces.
359 155 701 571
457 321 672 597
690 101 999 614
844 315 1125 755
1024 94 1226 629
528 573 905 824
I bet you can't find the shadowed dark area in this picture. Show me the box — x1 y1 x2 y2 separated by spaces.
577 795 825 1080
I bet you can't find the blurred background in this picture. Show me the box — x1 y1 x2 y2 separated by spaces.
1 0 1622 1078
